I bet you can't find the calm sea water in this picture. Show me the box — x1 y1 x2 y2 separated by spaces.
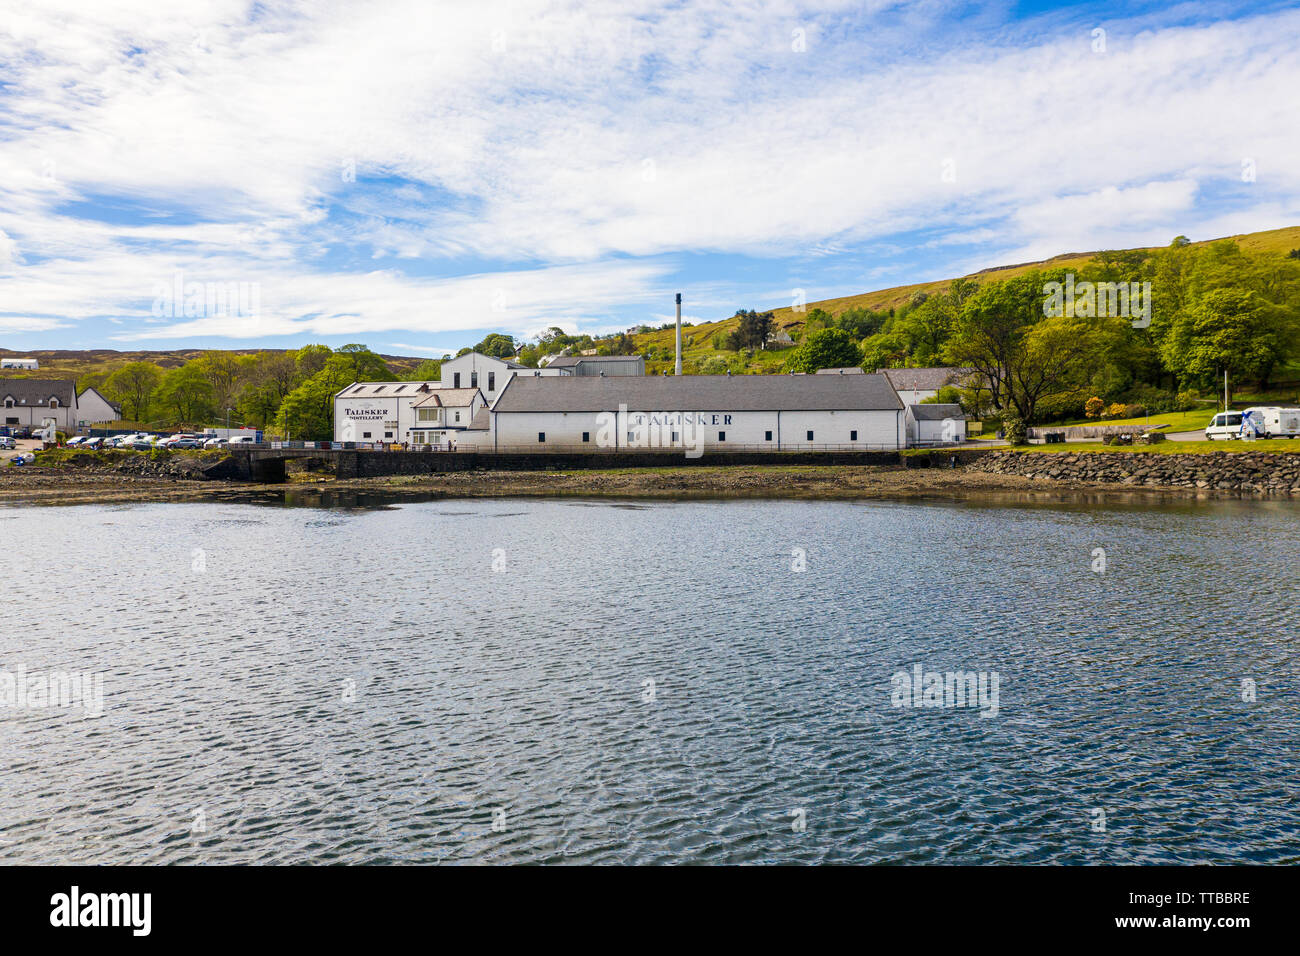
1 493 1298 864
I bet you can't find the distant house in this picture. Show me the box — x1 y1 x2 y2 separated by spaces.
880 367 975 406
1 378 77 432
767 328 795 347
76 387 121 425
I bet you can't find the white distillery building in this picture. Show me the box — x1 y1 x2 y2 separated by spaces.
333 381 485 444
479 373 906 452
0 357 39 370
438 352 567 405
904 403 967 445
541 354 646 376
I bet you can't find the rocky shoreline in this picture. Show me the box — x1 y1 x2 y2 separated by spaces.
3 450 1300 505
967 450 1300 495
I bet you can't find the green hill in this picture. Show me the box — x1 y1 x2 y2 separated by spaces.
634 225 1300 375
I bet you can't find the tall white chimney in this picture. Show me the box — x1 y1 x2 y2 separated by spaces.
674 293 682 376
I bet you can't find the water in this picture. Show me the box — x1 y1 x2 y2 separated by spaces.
1 494 1298 864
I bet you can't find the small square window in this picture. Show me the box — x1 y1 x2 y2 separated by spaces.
764 430 772 441
384 432 393 438
627 431 635 442
718 431 726 442
806 431 814 441
362 432 372 438
671 431 679 442
850 430 858 441
538 432 546 443
582 432 590 442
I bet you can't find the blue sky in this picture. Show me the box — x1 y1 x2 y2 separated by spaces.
0 0 1296 356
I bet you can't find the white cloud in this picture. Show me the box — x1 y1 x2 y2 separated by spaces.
0 1 1296 342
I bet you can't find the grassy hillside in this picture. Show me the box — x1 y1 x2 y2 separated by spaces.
0 347 428 387
635 224 1300 375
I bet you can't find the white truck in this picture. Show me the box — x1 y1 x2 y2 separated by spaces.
1205 407 1300 440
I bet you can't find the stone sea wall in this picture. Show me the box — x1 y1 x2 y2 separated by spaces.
967 450 1300 495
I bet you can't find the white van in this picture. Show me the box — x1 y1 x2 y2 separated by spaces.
1205 411 1249 440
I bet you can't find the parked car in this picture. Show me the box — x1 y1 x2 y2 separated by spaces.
82 437 104 449
169 437 203 449
203 437 228 448
130 437 158 450
66 435 88 446
228 435 258 444
1205 412 1250 440
0 437 14 450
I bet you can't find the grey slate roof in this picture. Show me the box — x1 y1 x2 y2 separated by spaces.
544 354 642 367
909 403 966 421
880 367 973 390
412 387 481 408
0 378 76 406
814 367 865 375
493 373 903 412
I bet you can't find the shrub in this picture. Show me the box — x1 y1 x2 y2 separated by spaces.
1001 414 1027 445
1104 402 1127 419
1084 396 1106 418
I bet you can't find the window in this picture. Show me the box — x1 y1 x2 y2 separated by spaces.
453 372 461 388
850 430 857 441
671 431 679 442
362 431 372 438
718 431 726 442
628 431 635 443
488 372 495 392
538 432 546 443
417 408 438 422
582 432 590 442
49 398 58 408
384 431 393 439
3 399 11 408
470 372 478 388
454 411 461 422
806 431 814 441
764 430 772 441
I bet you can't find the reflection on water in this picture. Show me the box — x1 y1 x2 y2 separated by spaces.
1 495 1298 864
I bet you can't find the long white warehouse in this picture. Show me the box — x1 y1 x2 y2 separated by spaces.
475 373 906 452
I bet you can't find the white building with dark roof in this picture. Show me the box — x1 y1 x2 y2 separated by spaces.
541 354 645 376
1 378 78 433
905 403 967 445
476 373 905 452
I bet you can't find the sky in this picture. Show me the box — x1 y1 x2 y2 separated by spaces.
0 0 1297 356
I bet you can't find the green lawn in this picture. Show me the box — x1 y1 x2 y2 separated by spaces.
1061 409 1215 431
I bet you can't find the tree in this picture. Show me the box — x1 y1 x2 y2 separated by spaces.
473 333 516 358
1160 288 1289 399
276 345 394 439
408 359 443 381
726 309 776 350
783 328 863 373
194 351 244 415
105 362 161 422
154 363 215 425
944 271 1120 423
1085 396 1106 418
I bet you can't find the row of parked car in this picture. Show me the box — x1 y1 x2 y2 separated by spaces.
66 433 258 451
